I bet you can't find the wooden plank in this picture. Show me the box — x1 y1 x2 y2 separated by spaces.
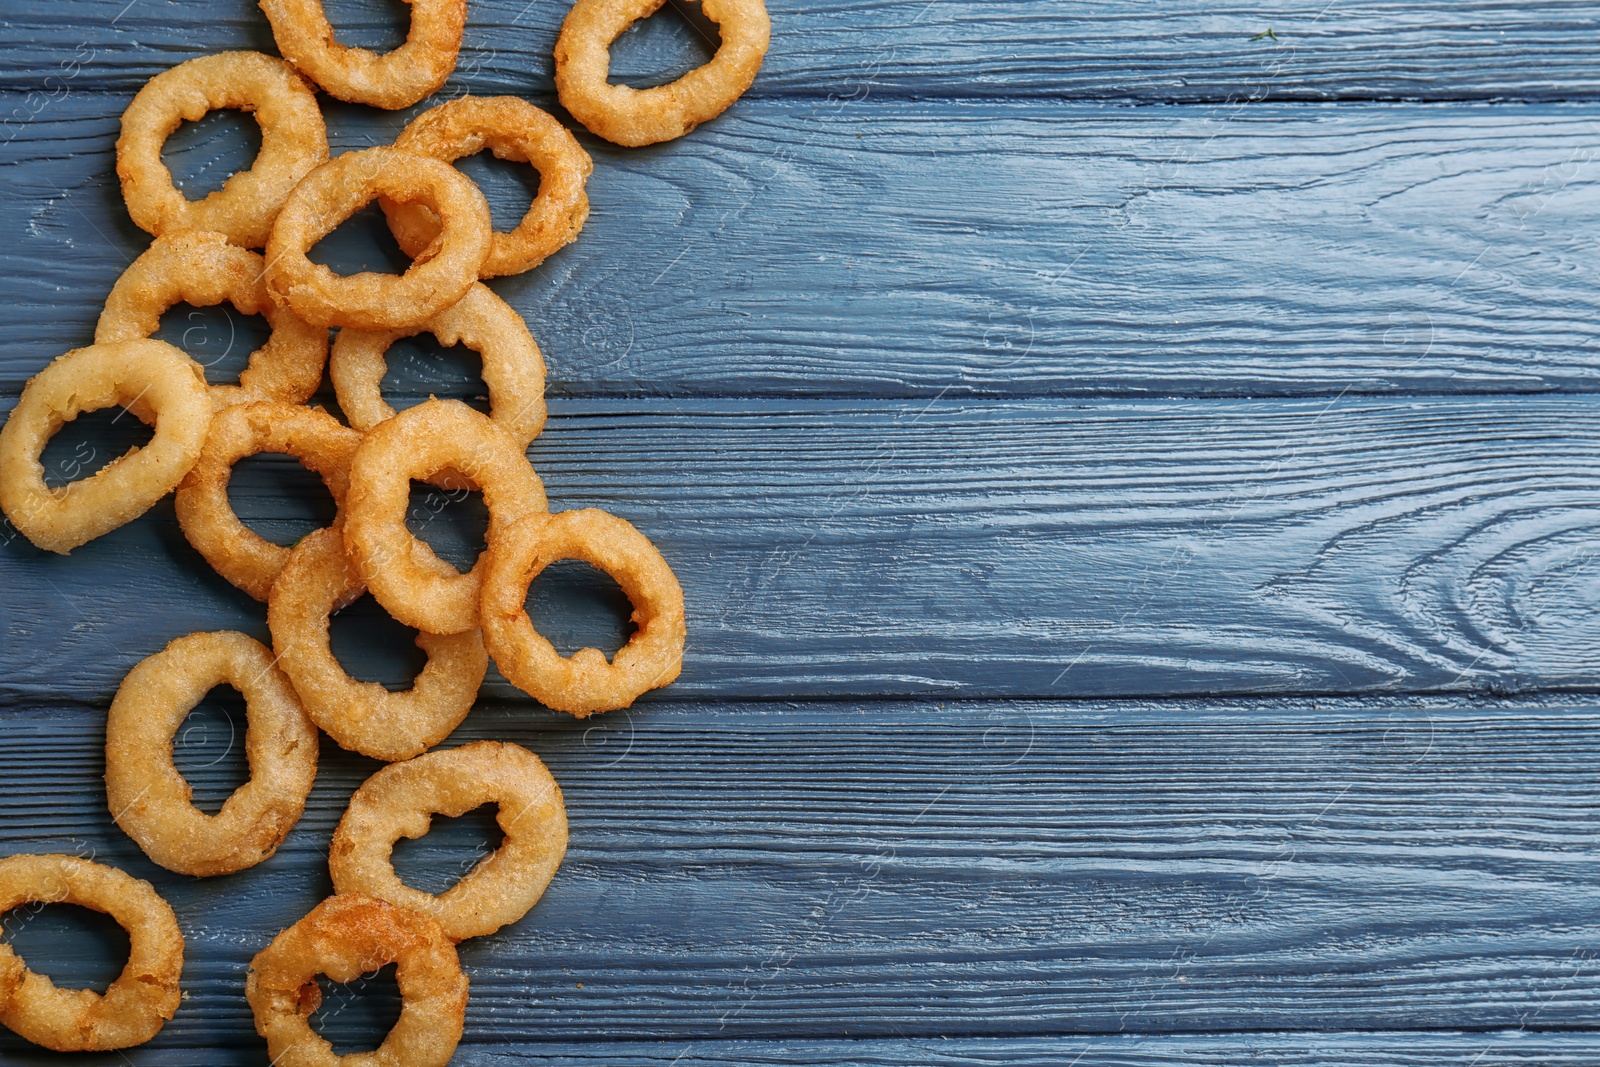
2 0 1599 101
8 394 1600 704
6 96 1600 400
2 695 1600 1052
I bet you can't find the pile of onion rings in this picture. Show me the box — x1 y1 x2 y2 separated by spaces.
0 0 769 1046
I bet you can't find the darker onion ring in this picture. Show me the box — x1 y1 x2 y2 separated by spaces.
0 854 183 1052
246 895 467 1067
265 147 492 330
329 741 568 940
96 230 327 410
554 0 770 146
175 401 361 601
0 340 211 554
482 508 686 716
260 0 466 109
116 51 328 247
344 399 548 636
269 526 488 762
384 96 592 278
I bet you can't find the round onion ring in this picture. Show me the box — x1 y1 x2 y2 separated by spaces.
269 526 488 762
246 894 467 1067
95 230 327 411
482 508 685 715
329 741 568 941
383 96 592 278
344 399 547 636
265 147 492 330
330 283 547 454
116 51 328 247
554 0 770 147
0 340 211 554
174 401 361 602
260 0 466 110
105 631 319 877
0 854 183 1051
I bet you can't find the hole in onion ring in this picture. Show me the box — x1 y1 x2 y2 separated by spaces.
154 302 272 386
453 150 544 234
307 201 413 279
379 333 492 417
310 961 405 1055
328 592 431 691
171 685 250 816
609 0 721 88
224 451 341 549
0 903 131 993
529 559 637 658
39 407 155 490
160 107 265 200
405 479 488 573
319 0 412 53
389 803 507 895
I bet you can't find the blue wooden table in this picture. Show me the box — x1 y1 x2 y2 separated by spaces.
4 1 1600 1063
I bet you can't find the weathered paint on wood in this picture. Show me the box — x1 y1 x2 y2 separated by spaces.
8 395 1600 705
1 0 1598 102
0 695 1598 1060
6 96 1600 400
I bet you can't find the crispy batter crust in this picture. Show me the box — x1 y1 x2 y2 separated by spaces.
0 340 211 554
116 52 328 247
260 0 466 110
330 742 568 940
0 854 184 1052
105 631 319 876
554 0 770 146
482 508 686 715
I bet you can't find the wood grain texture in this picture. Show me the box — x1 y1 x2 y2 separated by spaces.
1 695 1599 1060
6 95 1600 400
1 0 1599 101
8 395 1600 705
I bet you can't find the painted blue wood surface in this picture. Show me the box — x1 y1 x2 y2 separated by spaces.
2 0 1599 1062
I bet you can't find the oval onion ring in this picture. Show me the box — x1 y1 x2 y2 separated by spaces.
116 51 329 248
105 631 319 877
0 339 211 555
330 283 547 453
174 401 361 601
0 854 183 1052
383 96 592 278
329 741 568 940
482 508 685 715
265 147 493 330
344 399 547 636
269 526 488 763
95 230 328 411
246 894 467 1067
260 0 466 110
554 0 770 147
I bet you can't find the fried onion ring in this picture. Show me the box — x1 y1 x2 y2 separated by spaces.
265 147 492 330
174 401 361 601
105 631 319 877
246 894 467 1067
554 0 770 146
344 399 547 636
330 283 547 453
0 340 211 554
483 508 685 715
0 854 183 1052
269 526 488 762
383 96 592 278
95 230 328 411
116 52 328 248
329 741 568 940
260 0 466 110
